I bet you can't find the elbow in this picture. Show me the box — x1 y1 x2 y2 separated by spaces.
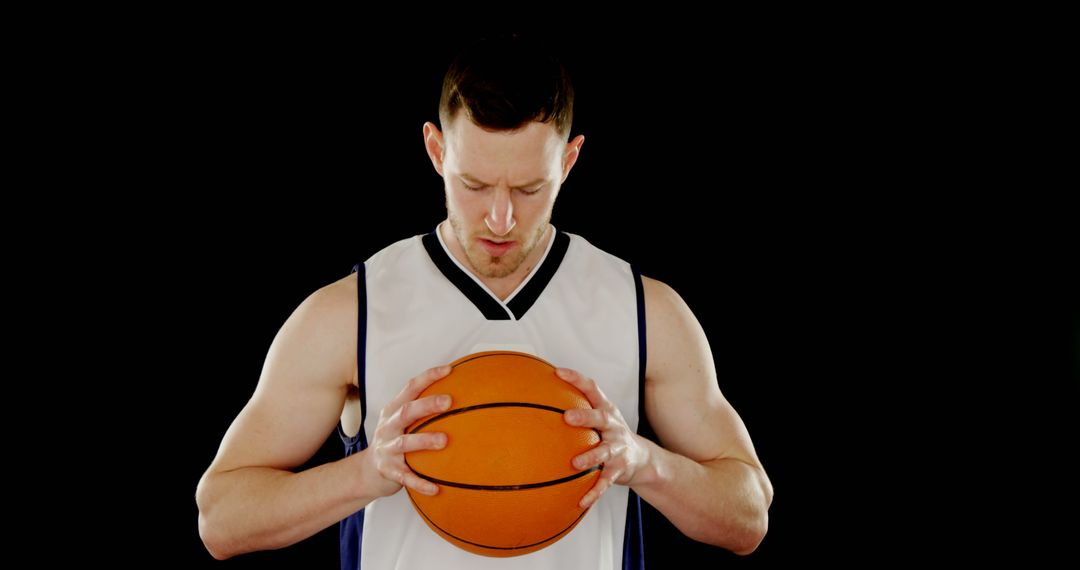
199 514 234 560
731 477 773 556
687 509 769 555
196 474 234 560
730 513 769 555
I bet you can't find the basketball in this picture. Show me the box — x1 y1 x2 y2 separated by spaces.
404 351 601 557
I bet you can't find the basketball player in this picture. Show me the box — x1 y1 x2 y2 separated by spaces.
197 35 773 569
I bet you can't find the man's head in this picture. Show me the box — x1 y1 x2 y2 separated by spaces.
438 35 574 141
423 35 585 280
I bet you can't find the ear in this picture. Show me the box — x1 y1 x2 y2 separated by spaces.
423 122 445 177
560 134 585 183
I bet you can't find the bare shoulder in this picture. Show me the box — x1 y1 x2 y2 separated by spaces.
263 272 359 392
294 272 358 324
204 272 361 474
641 276 694 326
641 276 711 385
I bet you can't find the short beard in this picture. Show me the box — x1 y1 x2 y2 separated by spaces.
448 211 550 279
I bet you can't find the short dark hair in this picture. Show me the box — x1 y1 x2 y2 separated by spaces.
439 35 574 139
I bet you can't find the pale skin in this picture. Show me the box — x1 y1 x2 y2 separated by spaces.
196 114 773 560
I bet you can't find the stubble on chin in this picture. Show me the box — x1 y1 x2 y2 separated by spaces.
448 214 549 280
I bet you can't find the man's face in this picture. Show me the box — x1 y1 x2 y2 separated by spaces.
440 118 568 279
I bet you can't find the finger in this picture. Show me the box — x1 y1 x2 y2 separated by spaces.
386 365 453 413
564 408 619 430
392 432 448 454
571 442 612 471
397 469 440 496
396 394 453 431
580 470 618 508
555 368 610 408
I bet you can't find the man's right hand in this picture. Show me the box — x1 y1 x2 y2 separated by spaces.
363 365 454 498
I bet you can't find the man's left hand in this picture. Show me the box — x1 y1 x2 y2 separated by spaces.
556 367 651 508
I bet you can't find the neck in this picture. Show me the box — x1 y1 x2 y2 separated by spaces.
439 221 552 301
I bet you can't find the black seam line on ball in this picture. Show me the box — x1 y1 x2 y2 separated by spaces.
407 492 590 550
408 402 567 433
409 464 601 491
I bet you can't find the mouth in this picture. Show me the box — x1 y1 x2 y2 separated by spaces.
477 238 516 257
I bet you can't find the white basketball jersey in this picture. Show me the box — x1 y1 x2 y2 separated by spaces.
339 224 646 570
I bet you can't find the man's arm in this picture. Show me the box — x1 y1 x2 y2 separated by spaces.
195 276 363 559
635 276 772 552
559 276 773 555
195 275 452 559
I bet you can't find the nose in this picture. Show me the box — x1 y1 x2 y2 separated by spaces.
484 187 516 237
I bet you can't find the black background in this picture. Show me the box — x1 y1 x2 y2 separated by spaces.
75 21 1077 567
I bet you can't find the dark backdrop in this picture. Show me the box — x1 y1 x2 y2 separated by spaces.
93 23 1076 568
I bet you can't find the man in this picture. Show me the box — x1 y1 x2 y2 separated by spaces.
197 35 772 568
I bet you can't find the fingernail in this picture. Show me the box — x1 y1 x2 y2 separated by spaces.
426 484 439 496
437 395 451 408
435 433 447 448
556 368 570 379
439 365 452 375
573 456 586 469
565 410 580 424
580 493 592 508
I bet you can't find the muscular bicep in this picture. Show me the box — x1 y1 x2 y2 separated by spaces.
206 275 358 473
642 277 763 469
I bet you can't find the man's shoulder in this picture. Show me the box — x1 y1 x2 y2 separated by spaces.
302 273 359 321
640 275 681 310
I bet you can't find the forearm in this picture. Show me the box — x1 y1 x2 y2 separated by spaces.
631 438 773 554
196 452 375 559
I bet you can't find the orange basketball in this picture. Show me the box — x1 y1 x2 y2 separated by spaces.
404 351 601 557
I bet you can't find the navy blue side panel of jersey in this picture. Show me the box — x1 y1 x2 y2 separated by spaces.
622 265 648 569
340 262 368 570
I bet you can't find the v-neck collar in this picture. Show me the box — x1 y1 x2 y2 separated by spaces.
421 225 570 321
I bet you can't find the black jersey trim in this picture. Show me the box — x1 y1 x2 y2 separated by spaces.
421 229 570 321
337 262 369 451
622 265 648 569
506 231 570 319
422 232 510 320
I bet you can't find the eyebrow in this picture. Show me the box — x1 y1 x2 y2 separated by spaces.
461 174 546 190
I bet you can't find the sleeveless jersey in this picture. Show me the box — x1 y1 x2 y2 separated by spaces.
339 225 647 569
